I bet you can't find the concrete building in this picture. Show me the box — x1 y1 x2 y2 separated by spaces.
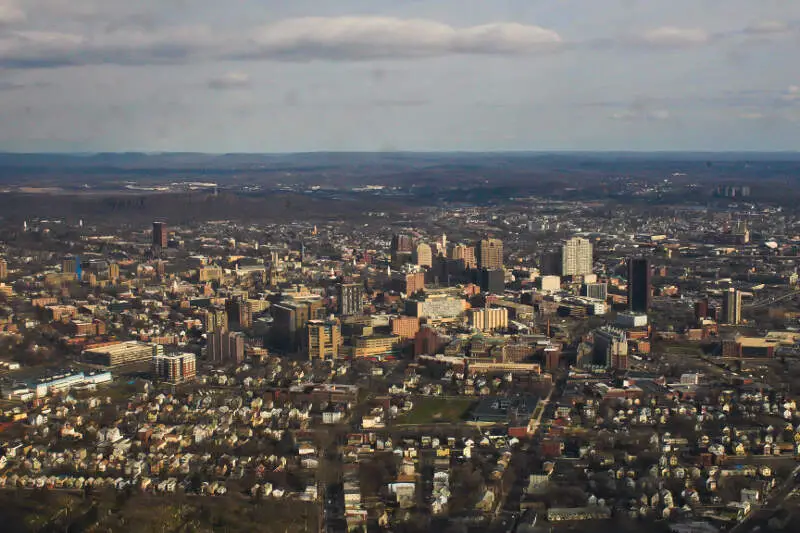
337 283 364 316
83 341 157 367
0 258 6 280
561 237 593 277
308 318 342 360
405 293 465 320
353 334 401 359
582 282 608 301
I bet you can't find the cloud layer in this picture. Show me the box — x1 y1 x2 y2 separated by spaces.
248 17 563 60
0 12 794 68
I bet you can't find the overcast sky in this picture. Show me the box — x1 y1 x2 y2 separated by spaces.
0 0 799 152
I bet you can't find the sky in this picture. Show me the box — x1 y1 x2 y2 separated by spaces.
0 0 799 152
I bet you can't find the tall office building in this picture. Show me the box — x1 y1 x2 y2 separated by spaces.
477 238 503 270
152 221 168 249
0 258 6 280
450 245 477 270
627 258 652 313
307 319 342 360
414 243 433 268
154 352 196 383
338 283 364 316
722 288 742 325
561 237 593 277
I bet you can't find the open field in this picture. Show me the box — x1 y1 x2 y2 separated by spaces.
397 397 475 425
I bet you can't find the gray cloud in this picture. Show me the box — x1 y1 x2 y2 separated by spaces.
0 0 25 24
207 72 251 90
0 80 50 90
742 20 792 35
636 26 710 47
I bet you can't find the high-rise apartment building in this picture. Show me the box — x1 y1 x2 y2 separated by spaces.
152 221 168 249
204 306 228 333
338 283 364 316
226 297 253 330
414 243 433 268
108 263 120 281
307 319 342 360
477 238 503 270
722 288 742 325
207 330 246 364
0 258 6 280
627 258 652 313
154 352 196 383
561 237 593 277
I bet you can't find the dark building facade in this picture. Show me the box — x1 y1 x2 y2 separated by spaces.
152 221 168 249
627 257 652 313
477 268 505 294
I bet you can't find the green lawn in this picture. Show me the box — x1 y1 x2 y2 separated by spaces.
397 396 475 425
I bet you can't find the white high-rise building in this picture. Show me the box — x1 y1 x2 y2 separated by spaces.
561 237 593 277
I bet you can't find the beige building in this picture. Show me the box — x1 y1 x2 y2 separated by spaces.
451 245 477 269
414 243 433 268
478 238 503 270
468 307 509 332
561 237 593 277
308 319 342 360
354 334 401 358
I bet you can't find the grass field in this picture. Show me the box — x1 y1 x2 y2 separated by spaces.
397 396 475 425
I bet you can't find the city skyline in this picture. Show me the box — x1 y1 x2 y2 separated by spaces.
0 0 799 152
